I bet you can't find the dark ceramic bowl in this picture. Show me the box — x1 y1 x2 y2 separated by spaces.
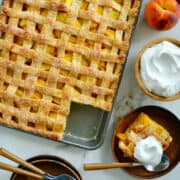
11 155 82 180
112 106 180 179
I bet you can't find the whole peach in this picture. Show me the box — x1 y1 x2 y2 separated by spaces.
144 0 180 31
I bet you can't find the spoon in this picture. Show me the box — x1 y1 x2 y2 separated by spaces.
84 155 170 172
0 148 76 180
44 173 76 180
145 155 170 172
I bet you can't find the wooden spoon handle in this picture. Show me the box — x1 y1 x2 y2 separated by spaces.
0 162 43 179
84 162 139 170
0 148 44 175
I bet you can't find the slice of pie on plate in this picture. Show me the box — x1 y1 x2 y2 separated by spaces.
117 112 172 158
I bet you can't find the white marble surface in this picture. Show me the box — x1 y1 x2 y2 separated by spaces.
0 0 180 179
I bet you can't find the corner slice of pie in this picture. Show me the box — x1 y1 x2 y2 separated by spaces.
116 112 172 158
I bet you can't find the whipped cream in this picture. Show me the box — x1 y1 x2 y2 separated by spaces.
134 136 163 168
140 41 180 97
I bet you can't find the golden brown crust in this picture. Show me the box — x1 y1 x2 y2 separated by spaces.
0 0 140 139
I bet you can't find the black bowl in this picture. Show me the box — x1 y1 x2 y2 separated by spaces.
112 106 180 179
11 155 82 180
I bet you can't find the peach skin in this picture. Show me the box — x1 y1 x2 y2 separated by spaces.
144 0 180 31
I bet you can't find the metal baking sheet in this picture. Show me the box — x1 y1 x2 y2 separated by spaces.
0 0 142 149
63 103 110 149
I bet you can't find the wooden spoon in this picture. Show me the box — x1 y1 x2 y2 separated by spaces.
0 148 44 175
0 161 42 179
84 155 170 172
84 162 140 170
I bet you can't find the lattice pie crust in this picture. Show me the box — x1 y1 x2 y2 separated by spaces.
0 0 140 140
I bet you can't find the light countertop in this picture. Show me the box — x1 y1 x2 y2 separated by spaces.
0 0 179 179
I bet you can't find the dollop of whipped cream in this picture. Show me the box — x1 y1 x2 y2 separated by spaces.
140 41 180 97
134 136 163 168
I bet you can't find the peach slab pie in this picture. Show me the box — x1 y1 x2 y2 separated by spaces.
0 0 140 140
117 113 172 159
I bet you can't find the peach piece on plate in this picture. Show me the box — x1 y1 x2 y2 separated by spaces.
144 0 180 31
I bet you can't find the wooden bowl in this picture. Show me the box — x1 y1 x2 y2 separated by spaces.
135 37 180 101
112 106 180 179
11 155 82 180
